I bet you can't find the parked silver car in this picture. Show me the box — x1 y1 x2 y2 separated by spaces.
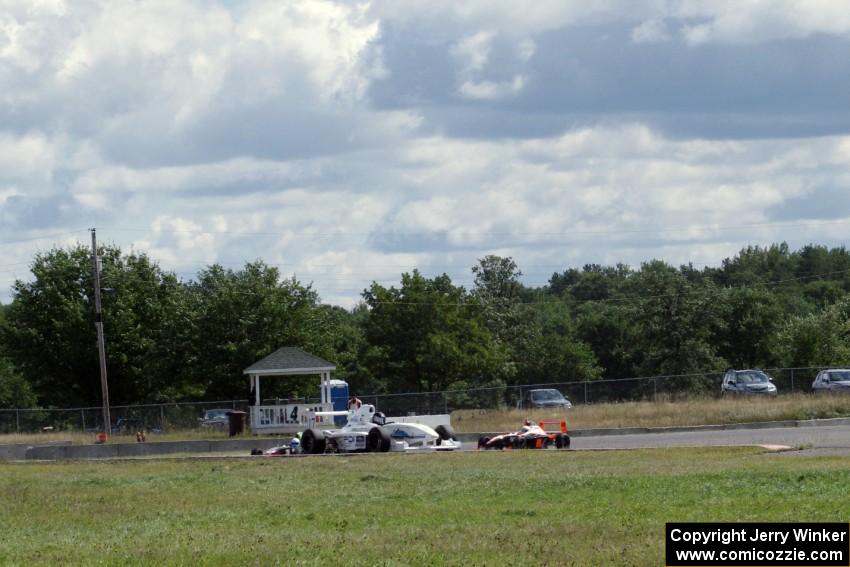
811 369 850 393
517 388 573 409
721 369 777 396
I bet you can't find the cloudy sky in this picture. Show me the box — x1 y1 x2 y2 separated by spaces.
2 0 850 306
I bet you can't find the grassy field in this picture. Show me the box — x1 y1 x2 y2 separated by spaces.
1 447 849 566
451 393 850 432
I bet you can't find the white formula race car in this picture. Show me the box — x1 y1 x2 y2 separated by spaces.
299 404 461 454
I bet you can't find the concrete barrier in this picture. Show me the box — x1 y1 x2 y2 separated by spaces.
25 443 118 460
0 441 72 460
19 438 286 461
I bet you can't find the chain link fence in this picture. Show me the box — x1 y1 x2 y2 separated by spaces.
0 366 838 434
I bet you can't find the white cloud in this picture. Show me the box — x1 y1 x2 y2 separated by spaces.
5 121 850 304
0 132 56 179
459 75 526 100
3 1 850 305
516 39 536 61
450 31 496 74
370 1 634 39
1 0 390 164
631 18 670 43
371 0 850 46
676 0 850 45
0 186 22 204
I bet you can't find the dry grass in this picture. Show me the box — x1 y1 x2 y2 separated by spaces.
451 393 850 432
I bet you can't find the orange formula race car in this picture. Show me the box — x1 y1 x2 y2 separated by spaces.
477 419 570 450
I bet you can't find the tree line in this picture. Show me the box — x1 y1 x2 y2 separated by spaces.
1 242 849 409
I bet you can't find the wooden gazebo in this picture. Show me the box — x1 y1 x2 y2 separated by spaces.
243 347 337 434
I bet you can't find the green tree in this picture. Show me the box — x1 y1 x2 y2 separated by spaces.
0 357 36 409
575 301 633 379
0 245 193 406
187 262 326 400
315 303 381 395
99 253 197 402
1 246 98 406
774 296 850 368
473 256 601 385
363 271 510 397
472 255 528 366
717 286 782 368
517 299 601 384
626 261 727 377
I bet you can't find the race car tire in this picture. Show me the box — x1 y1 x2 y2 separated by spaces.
435 424 456 441
250 448 263 456
367 426 391 453
301 428 326 454
478 436 490 449
512 437 526 449
555 433 571 449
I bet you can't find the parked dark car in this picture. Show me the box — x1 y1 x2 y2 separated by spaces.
812 369 850 393
199 409 231 429
517 388 573 409
721 369 777 397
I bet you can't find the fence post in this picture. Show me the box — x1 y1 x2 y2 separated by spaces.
81 409 86 432
443 394 448 415
790 369 795 393
16 409 20 434
584 381 588 404
160 404 165 431
653 378 657 401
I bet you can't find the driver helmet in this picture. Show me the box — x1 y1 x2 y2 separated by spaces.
524 418 533 426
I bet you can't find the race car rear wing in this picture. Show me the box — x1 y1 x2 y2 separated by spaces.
538 419 568 433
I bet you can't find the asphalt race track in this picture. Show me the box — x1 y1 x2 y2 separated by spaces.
572 424 850 453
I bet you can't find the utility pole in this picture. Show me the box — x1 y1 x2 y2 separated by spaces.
90 228 111 436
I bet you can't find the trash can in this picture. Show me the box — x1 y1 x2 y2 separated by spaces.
226 411 246 437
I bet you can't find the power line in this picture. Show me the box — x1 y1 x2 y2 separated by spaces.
0 229 89 246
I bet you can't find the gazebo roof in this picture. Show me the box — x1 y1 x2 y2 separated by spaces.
243 347 336 376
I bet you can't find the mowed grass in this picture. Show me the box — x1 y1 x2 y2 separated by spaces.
452 393 850 432
1 448 849 566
